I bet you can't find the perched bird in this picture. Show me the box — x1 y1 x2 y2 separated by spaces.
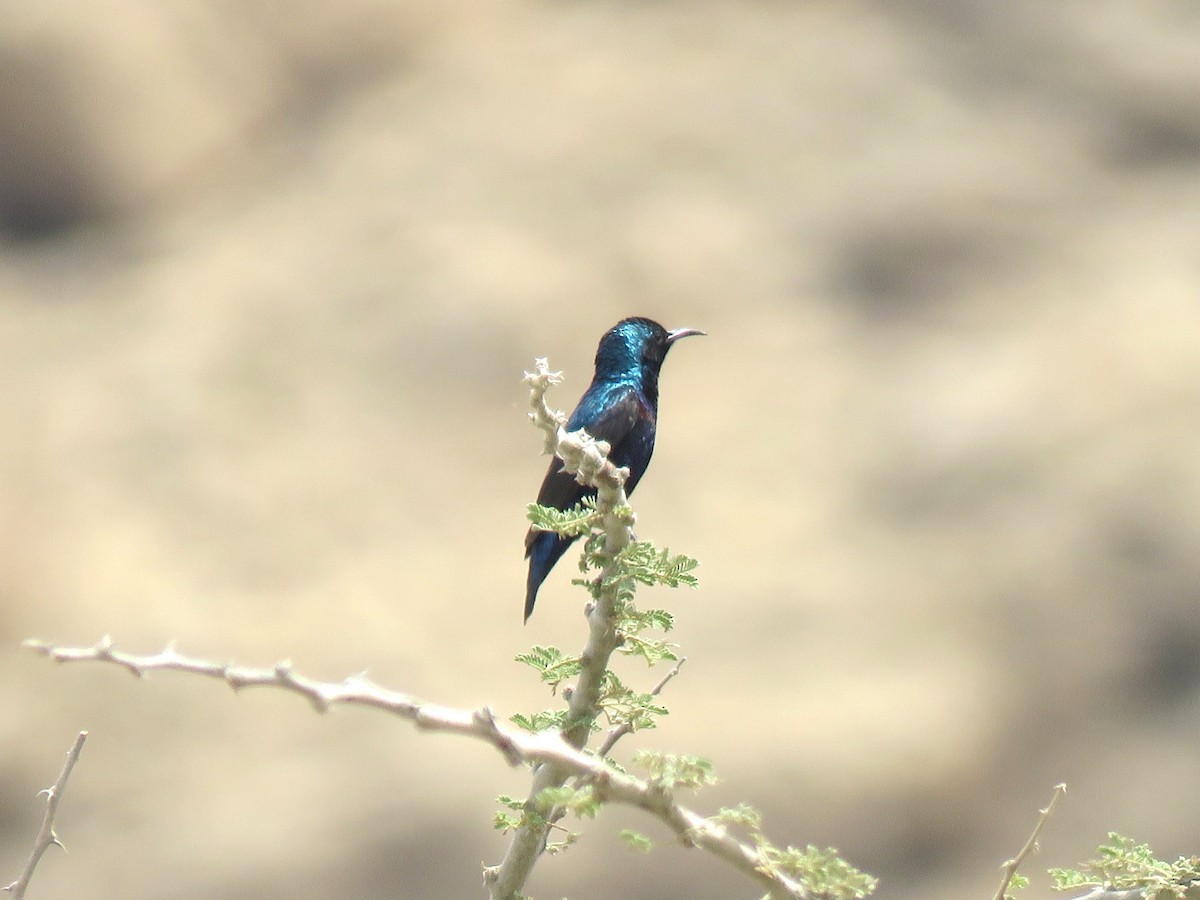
524 316 704 621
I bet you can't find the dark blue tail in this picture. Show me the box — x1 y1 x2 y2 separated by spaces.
524 529 580 621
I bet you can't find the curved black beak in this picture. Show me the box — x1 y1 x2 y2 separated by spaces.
666 327 706 344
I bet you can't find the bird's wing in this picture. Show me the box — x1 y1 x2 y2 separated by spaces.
532 383 644 511
570 382 644 447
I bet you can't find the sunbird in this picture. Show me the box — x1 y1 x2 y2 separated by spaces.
524 317 704 621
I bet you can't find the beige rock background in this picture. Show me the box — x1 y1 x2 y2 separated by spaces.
2 2 1199 898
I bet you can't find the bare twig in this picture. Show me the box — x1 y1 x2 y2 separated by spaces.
25 639 808 899
4 731 88 899
993 783 1066 900
23 638 528 762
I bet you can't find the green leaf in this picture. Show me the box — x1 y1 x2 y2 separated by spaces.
544 830 580 855
619 829 653 853
759 844 878 900
535 785 601 819
1004 872 1029 896
712 803 762 830
496 794 524 811
510 709 568 733
527 499 600 538
632 750 716 792
617 633 679 665
492 794 536 833
578 530 609 573
1047 868 1094 890
1049 832 1200 897
514 645 583 690
609 542 700 589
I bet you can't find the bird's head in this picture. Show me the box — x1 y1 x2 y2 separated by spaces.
594 317 705 383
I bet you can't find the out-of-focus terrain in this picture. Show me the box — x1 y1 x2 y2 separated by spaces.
2 3 1199 898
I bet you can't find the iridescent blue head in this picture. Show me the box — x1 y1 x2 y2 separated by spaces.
593 317 705 397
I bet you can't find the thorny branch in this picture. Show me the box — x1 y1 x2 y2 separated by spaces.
4 730 88 900
25 638 810 899
993 783 1066 900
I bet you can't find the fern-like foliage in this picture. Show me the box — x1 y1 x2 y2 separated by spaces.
596 671 669 732
708 802 877 900
576 530 611 575
535 785 602 820
514 645 583 691
1050 833 1200 898
755 842 878 900
509 709 568 733
611 541 700 589
526 498 600 538
493 794 532 834
633 750 717 792
493 790 585 855
713 803 762 830
512 646 585 733
614 605 679 666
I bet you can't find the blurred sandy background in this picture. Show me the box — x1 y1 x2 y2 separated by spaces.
2 2 1199 898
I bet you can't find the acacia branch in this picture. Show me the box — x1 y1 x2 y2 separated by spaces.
488 359 644 898
4 730 88 900
521 358 637 746
24 639 808 899
533 657 689 867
